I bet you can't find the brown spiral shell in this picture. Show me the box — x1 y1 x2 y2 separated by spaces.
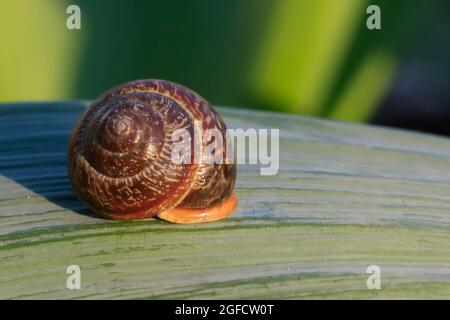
67 79 236 221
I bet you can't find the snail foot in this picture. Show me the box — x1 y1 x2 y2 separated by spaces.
157 193 237 224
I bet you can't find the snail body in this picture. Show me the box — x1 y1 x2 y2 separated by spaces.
67 79 237 223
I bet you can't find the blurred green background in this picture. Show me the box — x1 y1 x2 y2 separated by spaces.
0 0 449 132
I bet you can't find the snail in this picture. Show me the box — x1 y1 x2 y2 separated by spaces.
67 79 237 223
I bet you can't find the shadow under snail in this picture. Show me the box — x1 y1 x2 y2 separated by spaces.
67 79 237 223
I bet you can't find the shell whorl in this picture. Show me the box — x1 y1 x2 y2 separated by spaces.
67 79 236 220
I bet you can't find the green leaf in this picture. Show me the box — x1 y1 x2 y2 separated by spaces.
1 102 450 299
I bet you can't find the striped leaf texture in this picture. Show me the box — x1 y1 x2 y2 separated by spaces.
1 102 450 299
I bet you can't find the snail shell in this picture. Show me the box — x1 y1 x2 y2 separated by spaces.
67 79 237 223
